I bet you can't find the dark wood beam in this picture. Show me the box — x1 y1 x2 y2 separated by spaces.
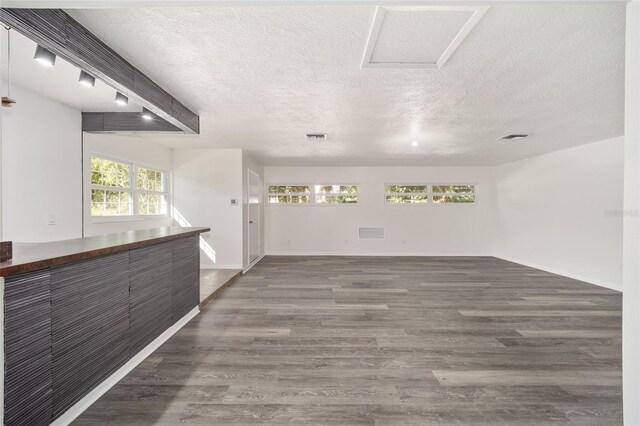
82 112 182 132
0 8 200 134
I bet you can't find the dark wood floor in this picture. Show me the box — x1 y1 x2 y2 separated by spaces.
74 256 622 425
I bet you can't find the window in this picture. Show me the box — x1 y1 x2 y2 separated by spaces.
385 184 476 204
90 156 168 217
266 184 358 204
385 185 429 204
90 157 132 216
137 167 168 215
315 185 358 204
267 185 311 204
432 185 476 203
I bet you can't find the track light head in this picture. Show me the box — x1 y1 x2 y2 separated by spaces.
115 92 129 106
141 107 154 120
78 70 95 87
34 45 56 67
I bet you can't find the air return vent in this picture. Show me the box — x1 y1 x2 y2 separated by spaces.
500 134 529 140
359 227 385 239
306 133 327 141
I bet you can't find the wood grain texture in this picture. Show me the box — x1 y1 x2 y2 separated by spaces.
199 269 242 309
82 112 182 133
4 270 52 426
51 252 131 418
74 256 622 425
4 234 202 425
171 237 200 321
0 227 209 277
0 8 199 134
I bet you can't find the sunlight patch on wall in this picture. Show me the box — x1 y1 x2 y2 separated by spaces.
172 206 216 263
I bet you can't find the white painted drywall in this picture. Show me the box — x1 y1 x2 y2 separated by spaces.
82 133 174 237
242 151 265 270
494 137 624 291
264 166 495 256
624 2 640 424
1 85 82 242
173 149 243 269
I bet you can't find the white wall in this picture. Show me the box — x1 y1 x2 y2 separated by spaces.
494 137 624 291
624 2 640 424
1 85 82 242
173 149 243 269
242 151 265 270
265 166 495 256
82 133 173 236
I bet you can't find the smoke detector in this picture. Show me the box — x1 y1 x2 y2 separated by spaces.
499 134 529 140
306 133 327 141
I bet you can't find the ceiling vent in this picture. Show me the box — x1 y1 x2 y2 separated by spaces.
500 134 529 140
359 227 385 240
306 133 327 141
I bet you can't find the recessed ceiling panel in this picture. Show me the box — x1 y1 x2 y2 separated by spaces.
362 6 488 69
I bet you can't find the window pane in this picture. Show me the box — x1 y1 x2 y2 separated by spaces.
315 185 357 194
138 193 167 215
433 194 475 203
432 185 475 194
90 157 130 188
267 195 310 204
386 185 428 194
91 189 132 216
137 167 164 192
386 195 428 204
316 195 358 204
268 185 310 194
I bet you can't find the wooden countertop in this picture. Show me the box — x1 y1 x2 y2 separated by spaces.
0 227 210 277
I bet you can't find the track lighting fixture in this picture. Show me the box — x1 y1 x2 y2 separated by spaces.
78 70 95 87
141 107 154 120
115 92 128 106
34 45 56 67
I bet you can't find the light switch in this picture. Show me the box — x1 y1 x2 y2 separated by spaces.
48 213 56 226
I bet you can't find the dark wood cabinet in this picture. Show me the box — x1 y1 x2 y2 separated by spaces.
2 228 207 425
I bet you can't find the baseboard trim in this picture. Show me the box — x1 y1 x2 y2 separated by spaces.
50 306 200 426
494 255 622 292
200 264 243 270
243 254 265 274
265 252 493 257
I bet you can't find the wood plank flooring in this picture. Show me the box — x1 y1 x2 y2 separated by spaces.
199 269 242 309
73 256 622 425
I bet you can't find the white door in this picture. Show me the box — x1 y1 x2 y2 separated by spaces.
248 170 261 264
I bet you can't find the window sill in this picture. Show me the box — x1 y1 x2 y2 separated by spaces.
91 215 171 224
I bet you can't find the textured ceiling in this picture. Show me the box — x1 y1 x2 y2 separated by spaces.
8 4 627 166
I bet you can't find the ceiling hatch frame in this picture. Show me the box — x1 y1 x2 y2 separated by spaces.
360 5 489 70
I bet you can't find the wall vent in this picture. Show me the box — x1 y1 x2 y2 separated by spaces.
306 133 327 141
500 134 529 140
359 227 385 239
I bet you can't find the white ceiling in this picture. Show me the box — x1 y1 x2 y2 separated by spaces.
3 3 626 166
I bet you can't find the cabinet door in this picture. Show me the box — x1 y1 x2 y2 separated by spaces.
50 252 130 419
129 242 173 354
4 270 52 426
171 235 200 321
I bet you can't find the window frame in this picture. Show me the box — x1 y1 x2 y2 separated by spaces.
266 185 312 205
313 184 359 205
384 184 430 205
266 183 359 206
88 153 170 221
384 183 478 205
430 183 478 204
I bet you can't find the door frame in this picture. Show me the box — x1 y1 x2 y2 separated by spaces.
246 168 262 270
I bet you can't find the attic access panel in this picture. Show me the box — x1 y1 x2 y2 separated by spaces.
361 6 489 70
